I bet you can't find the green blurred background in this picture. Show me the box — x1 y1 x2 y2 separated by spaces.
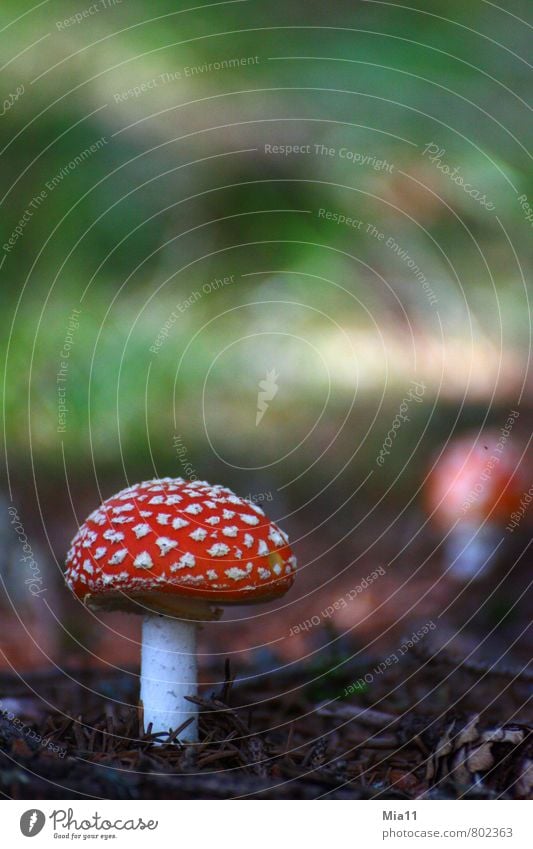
1 0 531 582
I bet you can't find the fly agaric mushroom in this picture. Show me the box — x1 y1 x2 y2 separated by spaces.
65 478 296 742
425 430 527 580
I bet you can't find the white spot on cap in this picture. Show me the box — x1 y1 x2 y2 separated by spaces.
207 543 230 557
83 560 94 575
268 527 285 547
272 563 282 575
248 502 265 516
111 516 134 524
240 513 259 526
170 553 196 571
190 528 207 541
258 540 269 556
204 500 217 509
113 502 134 514
225 566 248 580
148 495 165 504
244 533 254 549
206 516 220 525
156 537 177 555
184 503 203 515
140 511 152 518
89 509 106 525
94 546 107 560
172 517 189 530
222 526 238 538
234 548 243 559
180 553 196 568
134 551 153 569
133 523 150 539
222 509 235 519
258 567 271 580
82 530 97 547
156 513 170 525
206 569 218 580
103 530 124 543
108 549 128 565
165 495 182 505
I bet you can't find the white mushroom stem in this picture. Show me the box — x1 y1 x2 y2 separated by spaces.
445 522 501 581
140 614 198 743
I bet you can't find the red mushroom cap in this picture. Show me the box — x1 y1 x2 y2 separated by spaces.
426 431 528 529
65 478 296 617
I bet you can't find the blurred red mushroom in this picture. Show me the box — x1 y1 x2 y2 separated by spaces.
425 428 529 580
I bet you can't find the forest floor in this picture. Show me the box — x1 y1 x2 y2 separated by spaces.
1 647 531 800
1 494 531 800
